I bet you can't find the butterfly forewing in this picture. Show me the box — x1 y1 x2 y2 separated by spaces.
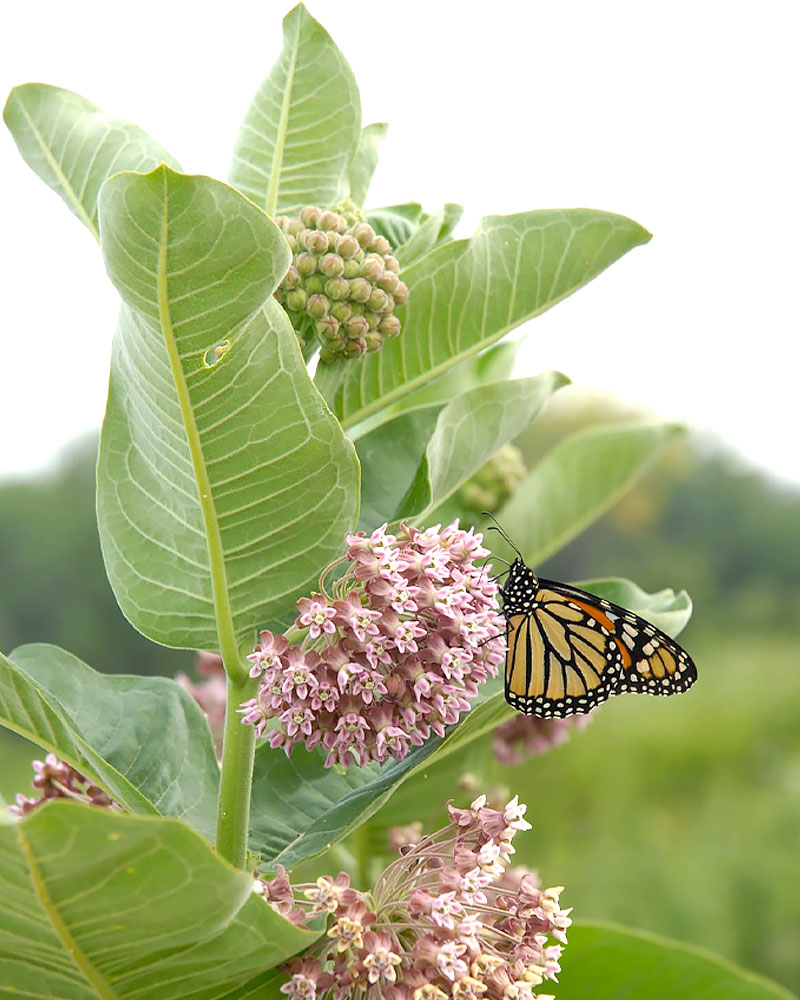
500 561 697 718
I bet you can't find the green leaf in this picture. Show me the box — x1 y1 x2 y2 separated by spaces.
355 372 566 529
573 577 693 636
560 922 797 1000
368 203 424 247
96 166 359 653
349 123 388 206
230 3 361 216
249 577 691 871
0 802 316 999
396 202 463 267
3 83 179 240
497 421 684 565
315 208 651 427
0 645 219 839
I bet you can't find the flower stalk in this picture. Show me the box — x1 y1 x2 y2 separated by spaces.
216 672 259 868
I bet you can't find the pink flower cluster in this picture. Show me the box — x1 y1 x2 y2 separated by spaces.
176 651 228 754
240 522 506 767
492 714 593 766
257 793 569 1000
9 754 116 817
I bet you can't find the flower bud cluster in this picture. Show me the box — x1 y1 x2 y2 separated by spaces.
459 444 527 515
9 754 116 817
176 651 228 755
239 521 506 768
492 714 593 766
274 206 409 361
259 793 570 1000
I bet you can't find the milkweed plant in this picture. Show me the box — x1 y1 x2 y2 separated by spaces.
1 6 776 1000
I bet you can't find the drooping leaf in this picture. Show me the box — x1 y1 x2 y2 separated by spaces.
0 645 219 839
249 578 690 871
572 577 693 636
496 420 683 566
230 3 361 215
3 83 179 240
316 209 651 427
368 203 424 247
349 122 388 206
0 802 316 999
559 922 796 1000
396 202 463 267
96 166 359 652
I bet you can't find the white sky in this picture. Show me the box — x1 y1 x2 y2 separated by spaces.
2 1 798 484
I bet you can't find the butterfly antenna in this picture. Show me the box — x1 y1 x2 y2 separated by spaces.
481 511 524 561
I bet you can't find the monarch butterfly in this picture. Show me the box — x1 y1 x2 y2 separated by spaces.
486 518 698 718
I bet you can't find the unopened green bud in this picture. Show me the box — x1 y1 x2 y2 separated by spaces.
330 302 352 323
349 277 372 303
285 217 304 237
286 288 308 312
283 265 300 289
345 337 368 357
300 205 322 227
345 314 370 338
274 286 284 304
304 229 330 254
393 283 409 306
306 294 330 319
320 341 344 362
316 315 341 341
383 293 396 313
371 235 391 255
319 253 345 278
367 288 389 313
336 234 360 259
318 210 344 232
342 259 361 279
364 310 381 330
284 234 298 253
352 223 376 248
377 270 400 294
384 255 400 275
379 315 401 338
361 254 385 282
365 330 383 352
304 275 324 295
325 277 350 301
296 252 317 277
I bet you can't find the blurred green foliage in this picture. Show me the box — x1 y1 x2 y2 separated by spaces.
1 415 798 992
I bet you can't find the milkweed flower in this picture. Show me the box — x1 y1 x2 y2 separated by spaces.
255 793 569 1000
9 754 116 817
492 714 593 765
239 521 506 768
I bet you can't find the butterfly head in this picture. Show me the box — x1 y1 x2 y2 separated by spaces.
501 558 540 615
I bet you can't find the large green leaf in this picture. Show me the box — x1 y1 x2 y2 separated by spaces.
349 123 387 206
0 645 219 839
368 203 424 247
395 202 464 267
249 578 690 871
355 371 567 529
229 3 361 215
560 922 796 1000
316 208 651 426
96 166 359 652
497 420 684 566
0 802 317 999
3 83 179 240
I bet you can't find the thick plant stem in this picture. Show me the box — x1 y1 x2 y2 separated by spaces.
216 673 258 868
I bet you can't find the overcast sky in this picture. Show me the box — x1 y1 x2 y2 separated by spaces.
2 1 798 484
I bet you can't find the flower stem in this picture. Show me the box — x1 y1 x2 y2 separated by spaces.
216 672 258 868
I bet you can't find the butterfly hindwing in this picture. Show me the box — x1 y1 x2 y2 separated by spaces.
500 560 697 718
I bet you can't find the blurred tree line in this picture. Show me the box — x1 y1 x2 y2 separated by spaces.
1 396 799 673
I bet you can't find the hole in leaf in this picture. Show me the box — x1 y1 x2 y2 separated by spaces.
203 340 231 368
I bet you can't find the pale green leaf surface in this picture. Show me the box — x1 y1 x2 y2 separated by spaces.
497 421 684 566
3 83 179 239
560 922 797 1000
316 208 651 426
572 577 693 636
230 3 361 215
96 166 359 650
1 644 220 838
249 577 690 870
0 803 316 999
367 203 423 247
396 202 463 267
348 122 387 206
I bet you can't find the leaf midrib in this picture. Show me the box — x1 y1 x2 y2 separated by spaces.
265 17 301 216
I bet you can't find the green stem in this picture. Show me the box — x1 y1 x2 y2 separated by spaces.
216 673 258 868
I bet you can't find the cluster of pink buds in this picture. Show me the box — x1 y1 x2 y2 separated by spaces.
257 793 569 1000
492 714 593 766
240 522 506 768
9 754 116 817
177 651 228 754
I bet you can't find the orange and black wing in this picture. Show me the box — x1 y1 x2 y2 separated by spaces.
504 580 697 718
